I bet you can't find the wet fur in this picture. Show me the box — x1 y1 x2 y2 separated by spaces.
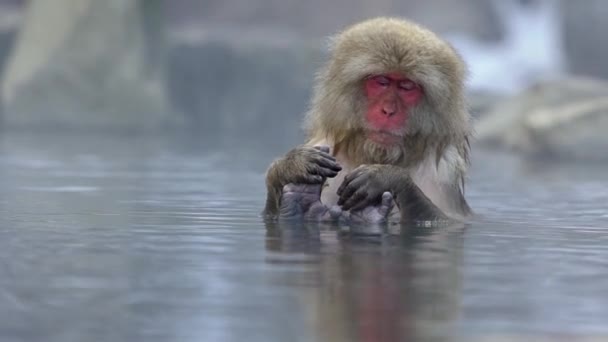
265 17 473 221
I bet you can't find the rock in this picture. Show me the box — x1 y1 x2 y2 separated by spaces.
475 77 608 161
467 90 506 119
1 0 175 129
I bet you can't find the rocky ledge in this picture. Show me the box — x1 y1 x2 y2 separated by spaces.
474 77 608 162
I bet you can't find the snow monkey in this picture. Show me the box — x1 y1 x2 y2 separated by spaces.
263 17 473 224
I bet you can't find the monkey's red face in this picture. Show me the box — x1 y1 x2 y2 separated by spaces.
364 73 422 145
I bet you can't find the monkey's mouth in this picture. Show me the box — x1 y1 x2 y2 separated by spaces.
366 130 402 145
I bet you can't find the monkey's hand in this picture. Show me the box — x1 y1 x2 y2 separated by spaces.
337 164 403 211
264 146 342 217
344 191 395 224
264 145 342 218
272 145 342 186
337 164 448 222
279 183 342 221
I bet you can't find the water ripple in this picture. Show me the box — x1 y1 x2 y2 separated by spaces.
1 136 607 341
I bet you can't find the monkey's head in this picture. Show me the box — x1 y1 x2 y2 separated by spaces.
305 17 471 165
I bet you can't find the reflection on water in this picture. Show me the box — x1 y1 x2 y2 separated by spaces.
0 131 607 342
265 221 466 342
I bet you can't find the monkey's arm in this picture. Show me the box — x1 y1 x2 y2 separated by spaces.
337 164 457 222
263 145 342 217
391 175 450 222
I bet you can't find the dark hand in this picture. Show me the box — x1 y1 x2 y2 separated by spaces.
282 145 342 185
346 191 395 224
337 164 402 211
279 183 342 221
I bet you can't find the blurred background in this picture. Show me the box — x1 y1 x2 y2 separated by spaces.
0 0 607 157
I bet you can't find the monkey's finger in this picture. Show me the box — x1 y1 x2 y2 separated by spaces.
311 166 339 178
338 171 361 194
343 166 367 184
377 192 395 217
306 175 325 184
349 194 376 212
307 201 329 221
336 178 352 199
336 176 352 197
314 151 338 163
300 146 330 161
337 177 366 203
282 184 298 194
312 150 337 160
328 205 343 220
313 156 342 172
308 146 335 160
341 190 368 211
310 167 338 178
337 171 367 196
313 145 331 154
283 183 322 195
279 193 303 218
306 151 337 166
294 174 324 184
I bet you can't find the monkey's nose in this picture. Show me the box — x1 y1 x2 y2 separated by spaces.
382 106 396 116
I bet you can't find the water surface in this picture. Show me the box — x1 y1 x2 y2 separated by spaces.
0 131 607 342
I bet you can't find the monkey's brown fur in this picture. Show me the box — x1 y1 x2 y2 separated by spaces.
265 17 473 221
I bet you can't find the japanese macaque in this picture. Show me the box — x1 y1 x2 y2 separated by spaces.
263 17 473 224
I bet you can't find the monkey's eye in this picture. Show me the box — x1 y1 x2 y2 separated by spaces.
372 75 391 87
398 80 417 91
